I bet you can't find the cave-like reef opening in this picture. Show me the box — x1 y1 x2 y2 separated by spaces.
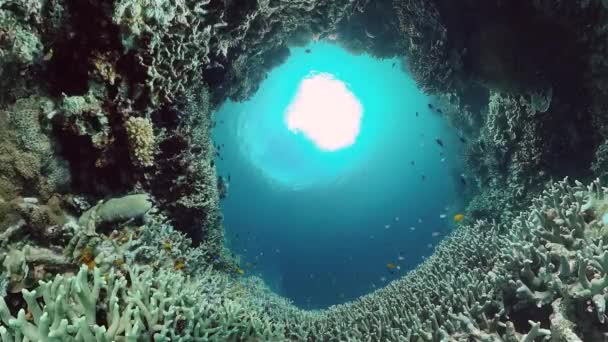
1 0 608 340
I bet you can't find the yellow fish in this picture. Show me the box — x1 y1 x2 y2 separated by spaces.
236 268 245 275
386 263 397 270
454 213 465 222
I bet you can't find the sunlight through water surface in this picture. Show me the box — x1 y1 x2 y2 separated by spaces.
285 73 363 151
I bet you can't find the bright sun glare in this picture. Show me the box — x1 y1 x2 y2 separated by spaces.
285 73 363 151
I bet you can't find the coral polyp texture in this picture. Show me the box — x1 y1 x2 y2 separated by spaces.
2 179 608 340
2 0 608 340
124 117 155 167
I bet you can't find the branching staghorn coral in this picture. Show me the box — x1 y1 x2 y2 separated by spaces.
4 179 608 340
0 264 285 341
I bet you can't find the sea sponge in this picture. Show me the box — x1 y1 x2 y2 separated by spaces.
124 116 155 167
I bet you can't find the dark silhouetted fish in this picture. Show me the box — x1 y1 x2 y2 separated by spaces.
428 103 434 110
421 175 426 181
305 49 311 53
411 160 415 166
415 112 419 117
459 137 466 143
437 108 443 114
460 174 467 186
435 138 444 147
392 62 396 68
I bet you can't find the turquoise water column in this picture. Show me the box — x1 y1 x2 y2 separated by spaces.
212 41 466 309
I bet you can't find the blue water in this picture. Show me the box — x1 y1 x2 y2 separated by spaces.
212 41 466 309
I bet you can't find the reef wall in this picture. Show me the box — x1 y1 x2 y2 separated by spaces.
2 0 608 340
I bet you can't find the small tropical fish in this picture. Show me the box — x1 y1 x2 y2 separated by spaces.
380 276 387 282
440 158 446 162
454 213 465 222
398 255 405 261
411 160 415 166
394 216 400 221
396 265 401 270
432 232 440 237
428 103 434 110
415 111 419 117
246 262 254 268
459 137 466 143
384 224 390 229
43 48 54 61
460 174 467 186
305 48 312 53
386 263 397 270
392 62 396 68
421 175 426 181
418 218 423 223
427 244 433 248
439 214 447 219
437 108 443 114
174 260 186 271
409 226 416 231
236 268 244 275
435 138 444 147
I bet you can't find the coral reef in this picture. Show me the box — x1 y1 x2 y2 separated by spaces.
124 117 155 167
3 0 608 340
0 265 284 341
0 95 70 201
3 178 608 340
149 86 222 248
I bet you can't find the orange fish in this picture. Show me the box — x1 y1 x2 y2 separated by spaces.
454 214 465 222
